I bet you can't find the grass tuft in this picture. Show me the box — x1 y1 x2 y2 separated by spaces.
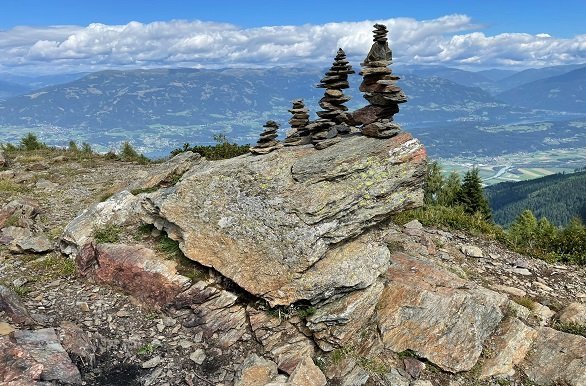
93 224 122 244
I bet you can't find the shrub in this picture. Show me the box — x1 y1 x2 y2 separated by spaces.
19 133 46 151
68 140 79 152
120 141 149 164
393 205 505 239
171 134 250 160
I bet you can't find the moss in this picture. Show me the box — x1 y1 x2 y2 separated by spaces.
30 255 76 279
93 224 122 244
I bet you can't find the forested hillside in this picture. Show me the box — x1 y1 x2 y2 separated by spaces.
486 171 586 226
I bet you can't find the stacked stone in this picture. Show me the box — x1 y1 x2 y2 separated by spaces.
316 48 355 127
283 99 311 146
354 24 407 138
308 48 355 149
250 121 281 155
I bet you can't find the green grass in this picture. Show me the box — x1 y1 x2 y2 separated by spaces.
393 205 506 239
512 296 536 311
137 343 156 356
553 322 586 338
130 186 158 195
30 255 76 279
93 224 122 244
0 180 27 193
157 234 207 282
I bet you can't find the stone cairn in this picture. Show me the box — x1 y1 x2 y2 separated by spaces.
283 99 311 146
250 120 281 155
354 24 407 138
306 48 355 149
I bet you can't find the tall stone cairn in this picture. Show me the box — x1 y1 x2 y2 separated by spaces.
316 48 355 128
354 24 407 138
250 120 281 155
283 99 312 146
307 48 355 149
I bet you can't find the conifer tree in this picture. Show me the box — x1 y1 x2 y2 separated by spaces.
424 161 444 205
438 171 461 207
457 167 491 219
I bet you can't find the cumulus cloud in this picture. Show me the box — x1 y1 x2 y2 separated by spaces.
0 15 585 75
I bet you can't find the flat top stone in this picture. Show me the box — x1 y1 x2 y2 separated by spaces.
146 133 426 306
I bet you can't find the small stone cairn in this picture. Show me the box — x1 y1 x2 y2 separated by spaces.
307 48 355 149
250 121 281 155
355 24 407 138
283 99 311 146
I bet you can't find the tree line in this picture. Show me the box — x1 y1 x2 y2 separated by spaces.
397 161 586 265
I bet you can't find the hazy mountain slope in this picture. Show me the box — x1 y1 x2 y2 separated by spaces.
486 170 586 226
497 67 586 112
0 68 518 129
496 63 586 91
399 65 495 89
0 80 29 99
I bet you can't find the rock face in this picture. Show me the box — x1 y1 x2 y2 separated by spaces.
0 328 82 385
377 253 507 372
142 133 426 306
524 327 586 385
250 121 281 155
0 285 37 325
79 243 191 306
559 302 586 325
354 24 407 138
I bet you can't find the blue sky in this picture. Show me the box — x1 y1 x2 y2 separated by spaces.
0 0 584 75
1 0 584 37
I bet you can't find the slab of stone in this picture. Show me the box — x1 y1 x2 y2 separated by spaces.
0 284 36 325
287 356 327 386
524 327 586 386
83 243 191 306
248 307 315 374
175 281 248 348
460 244 483 258
307 280 384 351
377 253 507 372
235 354 278 386
141 133 425 306
559 302 586 326
490 284 526 298
10 328 82 384
480 318 537 378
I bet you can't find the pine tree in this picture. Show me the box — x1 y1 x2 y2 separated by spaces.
438 171 461 207
457 167 491 220
508 209 538 249
424 161 444 205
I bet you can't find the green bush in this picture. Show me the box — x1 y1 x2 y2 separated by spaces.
393 204 505 239
19 133 47 151
171 134 249 160
119 141 150 164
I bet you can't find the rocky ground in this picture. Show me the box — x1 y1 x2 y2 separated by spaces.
1 145 585 386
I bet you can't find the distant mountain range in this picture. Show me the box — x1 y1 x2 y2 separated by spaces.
486 170 586 227
497 67 586 112
0 63 584 157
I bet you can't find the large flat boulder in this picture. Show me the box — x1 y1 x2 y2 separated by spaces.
376 253 507 372
0 328 82 385
524 327 586 386
142 134 425 305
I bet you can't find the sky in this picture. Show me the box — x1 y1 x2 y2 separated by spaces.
0 0 585 76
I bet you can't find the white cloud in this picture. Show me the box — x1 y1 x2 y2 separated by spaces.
0 15 585 75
